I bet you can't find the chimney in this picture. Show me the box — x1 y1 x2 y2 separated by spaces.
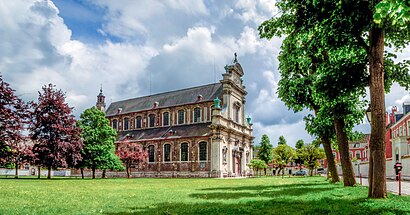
390 106 397 124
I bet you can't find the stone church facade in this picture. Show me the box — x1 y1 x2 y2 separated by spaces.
97 58 253 177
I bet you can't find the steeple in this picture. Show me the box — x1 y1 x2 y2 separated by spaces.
96 85 106 112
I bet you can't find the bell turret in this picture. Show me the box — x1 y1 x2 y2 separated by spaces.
96 86 106 112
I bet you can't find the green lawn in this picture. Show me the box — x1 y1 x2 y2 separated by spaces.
0 176 409 215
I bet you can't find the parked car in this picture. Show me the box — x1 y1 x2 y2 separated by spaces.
292 170 307 176
317 168 327 174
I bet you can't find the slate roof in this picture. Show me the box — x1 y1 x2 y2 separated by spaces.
117 123 212 142
106 83 223 116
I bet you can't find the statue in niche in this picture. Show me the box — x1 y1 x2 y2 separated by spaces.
222 146 228 164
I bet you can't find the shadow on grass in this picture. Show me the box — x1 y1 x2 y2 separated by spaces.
105 197 410 215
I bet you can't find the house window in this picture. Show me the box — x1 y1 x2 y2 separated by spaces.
204 107 208 121
181 143 188 161
355 151 361 159
148 145 155 162
349 151 353 158
194 107 201 123
124 118 129 130
199 142 207 161
163 112 169 126
164 144 171 162
112 119 118 130
353 143 360 148
178 110 185 125
149 114 155 127
136 116 142 128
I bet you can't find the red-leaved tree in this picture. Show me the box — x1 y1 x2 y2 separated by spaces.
30 84 82 179
116 142 148 178
0 75 31 178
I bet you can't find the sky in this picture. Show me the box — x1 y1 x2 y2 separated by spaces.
1 0 410 147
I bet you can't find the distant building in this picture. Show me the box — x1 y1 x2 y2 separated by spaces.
99 56 254 177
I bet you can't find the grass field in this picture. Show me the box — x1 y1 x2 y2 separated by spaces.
0 176 409 215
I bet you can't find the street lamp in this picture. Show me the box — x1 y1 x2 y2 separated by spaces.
366 106 372 124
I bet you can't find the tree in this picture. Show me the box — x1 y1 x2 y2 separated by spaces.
248 159 267 176
77 107 122 179
116 142 148 178
259 1 410 192
256 134 273 175
299 143 326 176
278 136 287 145
31 84 82 179
295 140 304 150
0 75 31 178
273 144 296 176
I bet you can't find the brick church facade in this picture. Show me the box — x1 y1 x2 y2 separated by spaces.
97 57 253 177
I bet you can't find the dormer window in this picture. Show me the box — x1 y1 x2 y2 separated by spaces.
136 116 142 128
124 118 129 130
178 110 185 124
194 107 201 123
153 101 159 108
163 112 169 126
149 114 155 127
112 119 118 130
197 95 203 101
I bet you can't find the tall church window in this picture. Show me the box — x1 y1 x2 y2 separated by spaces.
124 118 129 130
164 144 171 162
149 114 155 127
163 112 169 126
194 107 201 123
112 119 118 130
136 116 142 129
235 106 240 123
178 110 185 125
199 142 207 161
181 143 188 161
148 145 155 162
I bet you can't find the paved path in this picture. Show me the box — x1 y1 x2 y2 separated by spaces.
355 177 410 195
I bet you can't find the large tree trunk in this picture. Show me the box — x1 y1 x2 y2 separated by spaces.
264 168 267 175
37 166 41 179
369 27 387 198
102 170 106 179
80 168 84 179
92 167 96 179
334 118 356 186
47 166 51 179
322 137 340 183
14 161 19 179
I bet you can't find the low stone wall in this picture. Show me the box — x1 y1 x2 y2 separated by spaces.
337 157 410 181
70 170 214 178
0 168 71 177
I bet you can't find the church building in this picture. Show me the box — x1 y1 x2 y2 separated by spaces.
97 56 253 177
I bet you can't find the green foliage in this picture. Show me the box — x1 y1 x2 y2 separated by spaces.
295 139 305 149
273 144 296 166
256 134 273 165
374 0 410 27
77 107 122 172
278 136 287 145
0 177 409 214
299 144 326 175
248 159 268 171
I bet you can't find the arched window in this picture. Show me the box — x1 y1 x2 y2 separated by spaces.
136 116 142 129
178 110 185 125
149 114 155 127
194 107 201 123
124 118 129 130
234 106 240 123
199 142 207 161
163 112 169 126
181 143 189 161
148 145 155 162
164 144 171 162
355 151 361 159
112 119 118 130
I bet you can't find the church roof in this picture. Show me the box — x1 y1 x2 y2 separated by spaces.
106 83 222 116
116 123 212 142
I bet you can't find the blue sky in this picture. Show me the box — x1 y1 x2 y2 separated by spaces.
1 0 409 146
